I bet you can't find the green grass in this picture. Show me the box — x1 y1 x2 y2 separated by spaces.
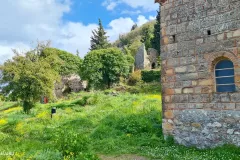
0 91 239 160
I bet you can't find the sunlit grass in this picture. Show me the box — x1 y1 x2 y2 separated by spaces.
0 91 239 160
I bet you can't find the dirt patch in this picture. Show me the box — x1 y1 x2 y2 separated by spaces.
99 154 149 160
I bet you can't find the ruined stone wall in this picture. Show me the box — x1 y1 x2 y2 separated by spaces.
160 0 240 148
135 44 149 70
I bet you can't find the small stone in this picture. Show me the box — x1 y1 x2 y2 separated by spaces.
191 123 201 128
207 122 222 128
168 119 174 124
227 129 234 135
234 132 240 135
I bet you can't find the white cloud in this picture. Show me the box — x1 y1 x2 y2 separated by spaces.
121 10 141 15
102 0 118 11
103 0 159 12
136 15 149 26
107 17 135 42
0 0 153 64
149 15 156 20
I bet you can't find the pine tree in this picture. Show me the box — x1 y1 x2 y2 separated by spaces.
90 19 110 51
151 10 161 54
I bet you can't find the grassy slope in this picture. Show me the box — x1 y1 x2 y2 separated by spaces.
0 88 239 159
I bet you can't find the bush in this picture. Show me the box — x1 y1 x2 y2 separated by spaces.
141 70 160 83
55 129 90 158
128 70 142 86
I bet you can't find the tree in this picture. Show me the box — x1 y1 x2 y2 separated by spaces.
141 27 153 50
131 24 138 31
81 48 132 89
0 44 60 113
42 48 82 76
151 10 161 54
90 19 110 50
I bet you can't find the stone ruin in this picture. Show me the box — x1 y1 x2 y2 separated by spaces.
156 0 240 148
134 44 158 70
54 74 87 98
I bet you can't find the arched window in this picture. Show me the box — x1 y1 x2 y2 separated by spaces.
215 60 235 92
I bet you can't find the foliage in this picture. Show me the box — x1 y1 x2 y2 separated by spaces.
42 48 82 76
131 24 138 31
151 10 161 54
90 19 111 51
128 70 142 86
0 44 60 113
141 70 160 83
141 27 154 50
55 128 90 158
81 48 132 89
113 21 155 56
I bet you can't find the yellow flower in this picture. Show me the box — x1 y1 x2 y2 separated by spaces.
3 107 22 113
36 111 49 119
0 119 7 125
16 122 25 135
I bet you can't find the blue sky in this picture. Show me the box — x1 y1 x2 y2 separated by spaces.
63 0 158 26
0 0 159 63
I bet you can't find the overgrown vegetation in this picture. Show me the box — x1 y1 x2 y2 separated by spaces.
0 90 239 160
142 70 161 83
42 48 82 76
0 43 60 113
113 21 155 56
81 48 133 89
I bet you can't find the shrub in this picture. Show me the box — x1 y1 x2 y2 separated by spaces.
128 70 142 86
141 70 160 83
55 129 90 158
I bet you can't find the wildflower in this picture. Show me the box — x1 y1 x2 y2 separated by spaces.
0 119 7 125
3 107 22 113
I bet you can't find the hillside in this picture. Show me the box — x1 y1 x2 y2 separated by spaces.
113 20 156 56
0 86 239 159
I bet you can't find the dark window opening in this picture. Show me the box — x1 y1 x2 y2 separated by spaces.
172 35 176 42
207 30 211 35
215 60 235 92
151 62 156 69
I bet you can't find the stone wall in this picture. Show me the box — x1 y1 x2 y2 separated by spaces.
159 0 240 148
135 44 159 70
54 75 87 98
135 44 149 70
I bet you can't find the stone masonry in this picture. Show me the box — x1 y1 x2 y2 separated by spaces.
156 0 240 148
135 44 158 70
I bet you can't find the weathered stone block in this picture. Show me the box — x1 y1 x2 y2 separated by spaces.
199 79 213 86
172 95 188 103
182 88 194 94
164 110 174 119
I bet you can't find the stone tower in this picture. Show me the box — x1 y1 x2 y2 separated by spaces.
156 0 240 148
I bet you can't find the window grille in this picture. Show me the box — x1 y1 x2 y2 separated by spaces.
215 60 235 92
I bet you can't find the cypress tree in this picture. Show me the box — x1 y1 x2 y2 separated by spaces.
90 19 110 51
151 10 161 54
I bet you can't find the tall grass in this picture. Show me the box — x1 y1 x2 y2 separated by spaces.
0 92 239 160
